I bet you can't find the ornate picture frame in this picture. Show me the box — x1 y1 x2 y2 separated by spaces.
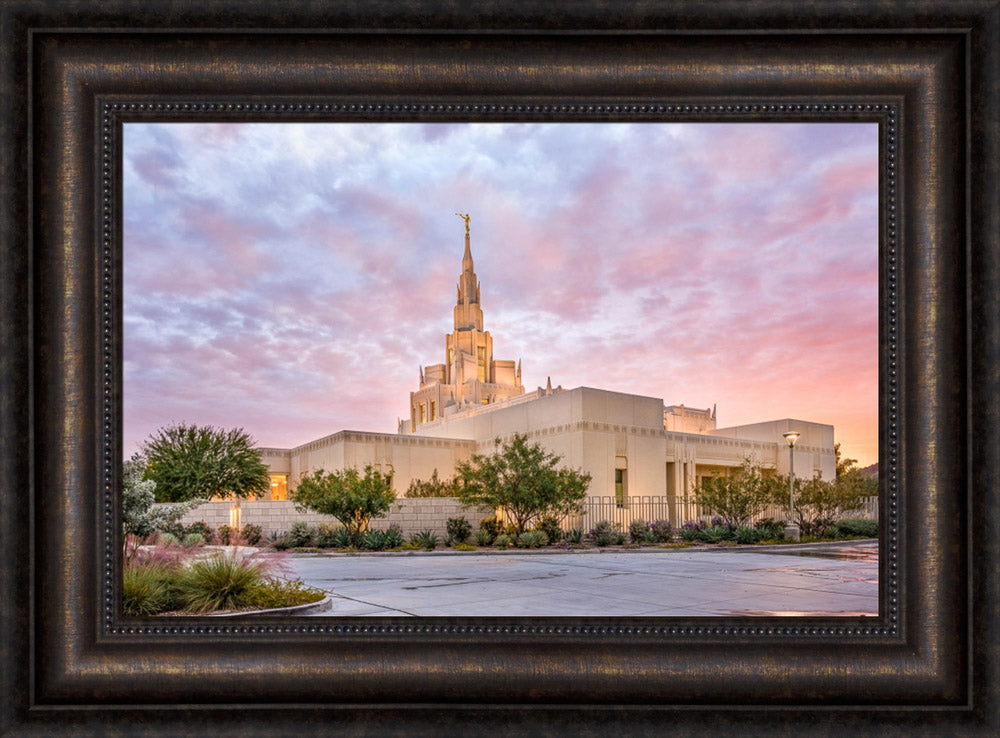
2 2 996 734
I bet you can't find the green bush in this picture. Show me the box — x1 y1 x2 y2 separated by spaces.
382 525 404 549
494 534 512 549
314 523 348 548
158 532 179 547
240 523 263 546
680 522 704 542
516 530 549 548
445 516 472 546
174 554 264 614
181 532 205 547
185 521 215 544
833 518 878 538
479 516 503 539
411 530 439 551
362 528 388 551
590 521 626 547
238 578 325 610
452 543 477 551
734 526 763 544
217 524 235 545
474 528 494 546
122 562 178 616
696 525 735 543
649 519 673 543
753 518 786 540
534 515 563 544
565 528 583 544
629 520 652 544
285 521 315 548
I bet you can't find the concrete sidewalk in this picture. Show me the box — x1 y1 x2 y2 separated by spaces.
279 540 878 617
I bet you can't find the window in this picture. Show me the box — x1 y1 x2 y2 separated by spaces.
430 401 436 421
615 468 628 508
419 404 426 423
269 474 288 501
477 346 486 382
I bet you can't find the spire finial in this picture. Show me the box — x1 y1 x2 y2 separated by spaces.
455 212 470 236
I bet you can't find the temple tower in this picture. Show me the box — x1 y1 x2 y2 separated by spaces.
402 215 524 433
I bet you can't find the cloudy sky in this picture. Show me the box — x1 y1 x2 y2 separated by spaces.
123 121 879 466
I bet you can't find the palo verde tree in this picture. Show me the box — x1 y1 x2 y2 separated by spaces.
121 452 206 559
692 457 782 528
405 468 463 498
291 466 396 546
142 423 270 503
454 433 591 535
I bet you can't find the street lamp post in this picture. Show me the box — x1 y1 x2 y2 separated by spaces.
782 431 801 541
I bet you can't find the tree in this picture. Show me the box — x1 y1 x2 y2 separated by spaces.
142 424 270 503
454 433 591 535
291 466 396 545
692 458 782 528
786 446 879 533
406 468 463 498
122 453 206 559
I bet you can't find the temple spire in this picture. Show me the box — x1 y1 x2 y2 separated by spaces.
456 213 473 272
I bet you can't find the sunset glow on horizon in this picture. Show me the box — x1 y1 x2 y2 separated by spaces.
123 122 879 467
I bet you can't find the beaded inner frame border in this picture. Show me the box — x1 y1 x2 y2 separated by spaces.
100 101 898 639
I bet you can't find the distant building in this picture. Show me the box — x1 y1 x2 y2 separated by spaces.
255 220 836 529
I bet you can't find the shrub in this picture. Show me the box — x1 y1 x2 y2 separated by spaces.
122 561 178 616
411 530 439 551
291 465 395 546
649 519 673 543
516 530 549 548
185 521 215 544
240 523 263 546
565 528 583 544
382 525 404 549
693 458 783 528
696 525 734 543
680 521 705 542
217 524 235 545
445 516 473 546
238 578 325 610
629 519 652 544
315 523 348 548
833 518 878 538
285 521 315 548
753 518 786 540
174 554 264 614
452 543 477 551
158 532 179 547
363 528 388 551
734 526 763 544
534 515 563 544
474 528 494 546
479 516 503 539
494 534 512 549
406 468 462 497
590 521 626 547
181 532 205 547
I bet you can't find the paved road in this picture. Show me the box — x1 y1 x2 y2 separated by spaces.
277 540 878 617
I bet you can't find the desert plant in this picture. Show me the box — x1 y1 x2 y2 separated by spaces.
565 528 583 544
181 532 205 547
474 528 494 546
629 519 653 544
174 553 264 614
122 561 178 616
734 526 763 544
494 533 512 549
832 518 878 538
680 521 705 542
185 521 216 544
590 520 626 547
158 532 180 547
362 528 388 551
445 516 473 546
516 530 549 548
534 515 563 544
411 530 439 551
754 518 786 540
285 521 315 548
240 523 263 546
217 524 236 545
693 458 783 528
121 452 206 560
406 468 463 497
696 525 734 543
479 516 503 539
648 519 673 543
382 525 404 549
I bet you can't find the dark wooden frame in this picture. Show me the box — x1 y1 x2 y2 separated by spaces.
2 2 997 734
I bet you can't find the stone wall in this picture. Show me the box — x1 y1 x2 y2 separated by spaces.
157 498 493 538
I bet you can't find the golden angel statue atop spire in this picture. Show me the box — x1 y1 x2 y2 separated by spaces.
454 212 470 235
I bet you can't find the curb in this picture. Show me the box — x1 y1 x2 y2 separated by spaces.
207 594 333 617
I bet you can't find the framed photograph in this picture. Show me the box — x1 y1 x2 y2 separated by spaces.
2 1 997 734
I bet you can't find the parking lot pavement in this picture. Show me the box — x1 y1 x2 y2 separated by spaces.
278 540 878 617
